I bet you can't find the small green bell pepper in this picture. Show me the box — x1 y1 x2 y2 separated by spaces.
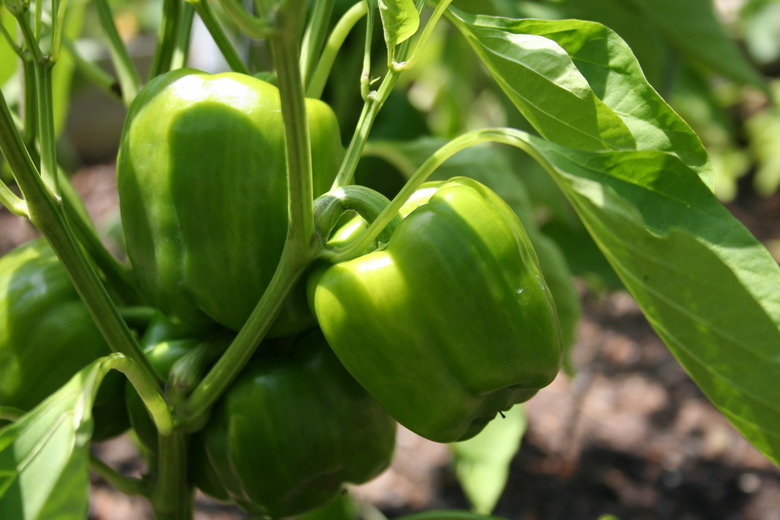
192 329 396 518
309 177 563 443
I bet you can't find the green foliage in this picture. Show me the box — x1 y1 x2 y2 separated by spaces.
0 356 123 519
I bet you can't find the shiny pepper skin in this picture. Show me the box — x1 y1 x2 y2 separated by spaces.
116 68 343 333
0 239 128 440
191 330 396 518
309 177 563 443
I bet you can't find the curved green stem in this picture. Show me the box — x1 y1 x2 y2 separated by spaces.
314 185 401 261
331 128 524 261
62 38 122 101
89 454 150 497
306 0 368 99
93 0 141 105
188 0 249 74
60 177 144 305
179 243 310 429
300 0 334 88
104 353 173 436
0 181 27 216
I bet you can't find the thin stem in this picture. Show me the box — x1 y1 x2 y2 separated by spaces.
170 1 195 70
331 68 399 189
93 0 142 105
0 181 28 216
327 128 522 262
300 0 334 88
313 185 400 253
306 0 367 99
49 0 67 63
361 0 376 100
179 244 308 429
270 1 314 248
61 181 144 305
89 454 150 497
149 0 182 78
150 432 193 520
62 38 122 101
34 63 60 194
188 0 249 74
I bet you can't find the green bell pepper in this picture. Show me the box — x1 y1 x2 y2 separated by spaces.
116 68 343 333
0 239 128 440
309 177 563 443
192 329 396 518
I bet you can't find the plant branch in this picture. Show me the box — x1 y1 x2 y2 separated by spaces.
306 0 367 99
89 454 150 497
93 0 142 105
300 0 334 88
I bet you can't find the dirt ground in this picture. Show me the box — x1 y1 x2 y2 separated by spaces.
3 165 780 520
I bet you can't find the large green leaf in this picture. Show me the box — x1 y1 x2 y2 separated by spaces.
447 10 636 152
447 11 714 187
0 354 124 519
451 405 526 515
501 129 780 465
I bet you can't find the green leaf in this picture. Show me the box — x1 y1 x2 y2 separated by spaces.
623 0 765 89
448 11 714 187
0 354 125 519
378 0 420 48
451 405 526 515
447 9 636 152
502 129 780 465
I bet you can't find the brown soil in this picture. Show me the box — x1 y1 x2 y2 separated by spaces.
3 165 779 520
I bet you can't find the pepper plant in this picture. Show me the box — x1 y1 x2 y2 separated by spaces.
0 1 779 519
